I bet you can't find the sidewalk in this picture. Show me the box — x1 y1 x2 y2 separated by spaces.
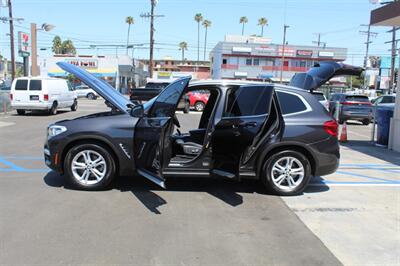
283 141 400 266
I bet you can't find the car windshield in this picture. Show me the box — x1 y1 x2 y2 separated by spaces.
345 96 369 102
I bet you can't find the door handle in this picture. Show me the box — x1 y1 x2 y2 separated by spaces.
239 121 257 128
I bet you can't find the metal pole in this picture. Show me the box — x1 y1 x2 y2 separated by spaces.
280 25 288 84
30 23 39 76
8 0 16 80
389 27 397 94
363 24 371 89
149 0 155 78
23 56 29 76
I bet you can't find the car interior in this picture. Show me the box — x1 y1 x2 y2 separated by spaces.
170 87 220 163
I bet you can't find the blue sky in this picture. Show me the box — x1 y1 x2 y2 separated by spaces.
0 0 395 66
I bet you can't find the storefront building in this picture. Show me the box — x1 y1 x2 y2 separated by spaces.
210 35 347 82
370 1 400 152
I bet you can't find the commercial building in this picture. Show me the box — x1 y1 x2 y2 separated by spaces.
39 54 147 91
140 57 210 81
210 35 347 83
370 1 400 152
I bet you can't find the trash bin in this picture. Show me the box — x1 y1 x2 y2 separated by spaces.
375 106 394 146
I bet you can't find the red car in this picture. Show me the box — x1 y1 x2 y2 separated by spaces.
187 91 209 111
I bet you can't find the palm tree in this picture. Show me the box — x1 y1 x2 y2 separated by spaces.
202 19 211 61
239 16 248 36
52 36 62 54
194 13 203 64
258 17 268 37
61 39 76 55
125 16 134 55
179 42 188 61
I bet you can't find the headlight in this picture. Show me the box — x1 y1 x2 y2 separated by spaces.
48 125 67 138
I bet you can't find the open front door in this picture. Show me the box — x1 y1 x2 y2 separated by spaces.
211 85 280 179
134 77 191 188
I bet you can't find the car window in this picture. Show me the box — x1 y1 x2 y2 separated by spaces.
223 85 273 117
276 91 308 115
312 93 326 101
345 95 369 102
29 80 42 91
381 96 395 104
15 80 28 91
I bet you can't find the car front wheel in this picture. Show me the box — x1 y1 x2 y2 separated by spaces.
261 150 312 196
64 143 116 190
194 101 205 112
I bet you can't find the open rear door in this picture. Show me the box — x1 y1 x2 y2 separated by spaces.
211 85 281 179
134 77 191 188
289 62 363 91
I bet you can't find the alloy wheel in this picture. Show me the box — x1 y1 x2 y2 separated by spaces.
71 150 107 185
271 156 304 191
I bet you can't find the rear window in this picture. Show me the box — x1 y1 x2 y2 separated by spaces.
29 80 42 91
312 93 326 101
345 96 369 102
15 80 28 91
276 91 308 115
224 86 274 117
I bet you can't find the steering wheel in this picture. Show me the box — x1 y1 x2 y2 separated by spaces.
172 114 181 128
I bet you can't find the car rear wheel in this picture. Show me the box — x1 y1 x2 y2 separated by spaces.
87 93 96 100
194 101 205 112
49 102 57 115
362 119 370 125
16 109 25 115
64 143 116 190
261 150 312 196
71 99 78 111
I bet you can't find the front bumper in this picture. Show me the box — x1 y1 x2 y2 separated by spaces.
44 140 63 174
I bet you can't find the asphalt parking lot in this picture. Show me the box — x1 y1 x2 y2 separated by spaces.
1 99 399 266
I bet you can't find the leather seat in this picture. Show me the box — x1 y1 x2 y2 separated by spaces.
175 139 203 155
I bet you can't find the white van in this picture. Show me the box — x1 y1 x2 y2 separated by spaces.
10 77 77 115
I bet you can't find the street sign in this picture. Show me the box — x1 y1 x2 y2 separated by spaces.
18 31 30 57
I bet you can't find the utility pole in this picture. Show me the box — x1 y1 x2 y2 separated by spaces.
312 33 326 48
141 0 164 79
385 27 400 94
8 0 15 80
360 24 378 89
31 23 39 76
279 24 289 84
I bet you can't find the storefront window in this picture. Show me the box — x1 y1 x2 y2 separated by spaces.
253 58 260 66
246 58 252 66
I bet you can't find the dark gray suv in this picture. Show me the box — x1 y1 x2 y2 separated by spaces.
44 62 362 196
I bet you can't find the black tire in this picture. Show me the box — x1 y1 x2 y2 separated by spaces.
71 99 78 111
338 118 345 125
194 101 205 112
183 102 190 114
261 150 312 196
64 143 116 190
49 102 57 115
87 93 96 100
16 109 25 115
362 119 370 125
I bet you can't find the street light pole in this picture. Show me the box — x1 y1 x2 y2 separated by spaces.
8 0 15 80
31 23 39 76
279 24 289 84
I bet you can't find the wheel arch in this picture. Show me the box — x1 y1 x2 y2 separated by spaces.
61 136 120 175
257 143 317 177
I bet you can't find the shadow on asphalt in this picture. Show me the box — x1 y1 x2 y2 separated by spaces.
43 171 330 214
10 110 70 116
341 140 400 166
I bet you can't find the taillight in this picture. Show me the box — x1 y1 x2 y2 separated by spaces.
10 93 13 101
323 120 338 137
44 94 49 101
340 101 352 105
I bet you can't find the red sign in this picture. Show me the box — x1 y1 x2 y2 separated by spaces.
278 46 295 57
296 50 313 57
18 32 30 56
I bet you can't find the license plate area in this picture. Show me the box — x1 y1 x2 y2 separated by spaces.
30 95 39 101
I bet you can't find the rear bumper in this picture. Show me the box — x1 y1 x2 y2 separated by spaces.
12 102 51 110
309 137 340 176
341 110 373 121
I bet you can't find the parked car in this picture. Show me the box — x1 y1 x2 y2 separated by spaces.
187 91 209 111
74 84 98 100
371 95 396 106
328 94 372 125
129 82 171 102
44 62 361 196
11 77 77 115
311 91 329 110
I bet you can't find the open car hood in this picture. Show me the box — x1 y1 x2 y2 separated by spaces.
289 62 363 91
57 62 131 113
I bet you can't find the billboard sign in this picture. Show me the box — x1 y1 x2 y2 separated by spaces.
296 50 313 57
65 59 98 69
18 31 30 57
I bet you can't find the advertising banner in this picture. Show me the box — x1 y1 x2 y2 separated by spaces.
18 31 30 57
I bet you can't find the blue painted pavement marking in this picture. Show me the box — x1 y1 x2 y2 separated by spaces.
0 156 49 173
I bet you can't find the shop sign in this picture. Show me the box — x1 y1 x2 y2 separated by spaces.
232 47 252 53
318 51 334 57
278 47 295 57
296 50 313 57
65 59 98 69
234 71 248 77
18 31 30 57
157 71 172 78
254 45 276 54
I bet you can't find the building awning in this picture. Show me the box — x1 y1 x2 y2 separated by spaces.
370 1 400 26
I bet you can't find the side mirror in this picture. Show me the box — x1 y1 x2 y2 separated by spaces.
130 104 144 118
